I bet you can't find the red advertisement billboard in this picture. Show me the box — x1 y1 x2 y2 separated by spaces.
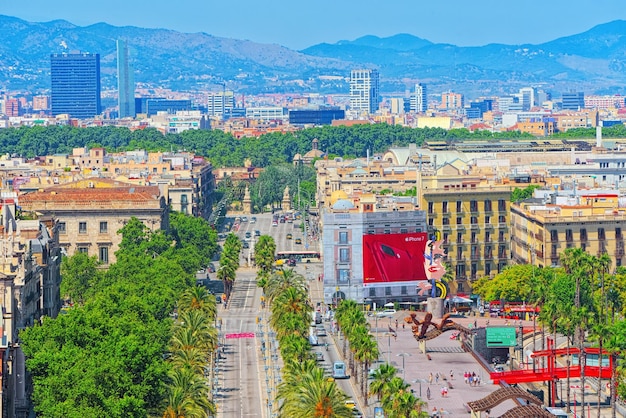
363 232 429 285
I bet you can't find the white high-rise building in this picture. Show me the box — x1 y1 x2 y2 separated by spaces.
207 91 235 117
349 69 380 114
410 83 427 113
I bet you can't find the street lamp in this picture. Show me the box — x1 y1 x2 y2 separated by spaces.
397 352 412 382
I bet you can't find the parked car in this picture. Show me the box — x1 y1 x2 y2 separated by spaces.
250 216 257 224
286 233 293 240
241 216 248 222
207 263 216 273
375 309 397 318
254 230 261 237
295 238 302 244
242 241 250 249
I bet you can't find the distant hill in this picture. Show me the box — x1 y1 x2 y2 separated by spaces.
1 15 625 96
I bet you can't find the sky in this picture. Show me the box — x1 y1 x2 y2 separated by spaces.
2 0 626 50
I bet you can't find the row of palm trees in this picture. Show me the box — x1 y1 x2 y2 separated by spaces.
217 233 243 301
163 286 219 418
264 267 355 417
335 301 428 417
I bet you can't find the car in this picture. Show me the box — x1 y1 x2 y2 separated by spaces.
345 399 356 409
241 216 248 222
245 231 251 239
286 233 293 240
286 258 297 267
316 327 327 337
352 409 364 418
375 309 397 317
494 365 505 373
250 217 257 224
314 351 324 362
295 238 302 245
207 263 216 273
254 230 261 237
272 221 278 227
242 241 250 249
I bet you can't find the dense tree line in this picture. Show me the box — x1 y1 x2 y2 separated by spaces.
0 124 552 168
20 214 219 417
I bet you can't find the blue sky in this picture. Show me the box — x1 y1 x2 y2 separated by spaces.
2 0 626 50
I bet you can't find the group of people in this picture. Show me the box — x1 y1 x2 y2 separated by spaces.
464 370 481 386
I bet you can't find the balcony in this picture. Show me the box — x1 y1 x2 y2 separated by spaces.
470 224 480 230
456 255 465 262
471 253 481 261
484 253 494 259
484 223 494 229
498 223 508 229
498 253 507 260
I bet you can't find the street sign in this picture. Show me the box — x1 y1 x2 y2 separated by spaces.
486 327 516 347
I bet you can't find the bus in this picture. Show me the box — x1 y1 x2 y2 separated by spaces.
276 250 321 264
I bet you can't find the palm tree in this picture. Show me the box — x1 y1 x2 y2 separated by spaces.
279 368 353 418
178 285 216 321
175 310 218 351
254 235 276 276
381 376 411 415
169 346 209 375
604 320 626 418
353 332 379 405
369 363 398 402
265 267 306 303
164 368 215 418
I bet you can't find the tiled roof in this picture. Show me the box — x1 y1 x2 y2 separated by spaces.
19 186 162 206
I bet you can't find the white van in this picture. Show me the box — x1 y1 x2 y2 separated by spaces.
332 361 348 379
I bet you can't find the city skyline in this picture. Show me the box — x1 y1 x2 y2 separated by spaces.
2 1 626 50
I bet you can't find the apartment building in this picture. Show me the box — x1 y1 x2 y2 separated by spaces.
420 174 512 292
0 201 62 417
18 178 168 265
511 190 626 268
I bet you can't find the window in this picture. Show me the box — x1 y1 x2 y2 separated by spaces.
369 288 376 297
99 221 108 234
471 216 478 225
442 201 448 213
498 231 506 242
484 200 492 212
470 200 478 212
79 222 87 234
400 286 407 295
456 264 466 278
457 232 463 243
400 228 408 234
442 218 450 225
337 269 350 283
338 231 348 244
485 262 491 276
485 231 491 242
598 228 606 241
456 201 462 212
456 217 462 225
385 287 391 296
617 228 622 239
498 199 507 211
428 202 434 214
471 263 477 277
99 246 109 264
58 222 66 234
428 219 434 226
181 194 189 214
580 228 587 241
485 216 490 225
77 246 88 254
443 233 449 243
498 215 506 223
471 232 477 243
339 248 350 263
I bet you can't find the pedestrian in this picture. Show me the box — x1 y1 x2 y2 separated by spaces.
395 319 399 330
440 386 445 397
435 372 439 383
402 322 405 330
450 370 454 380
393 333 397 341
428 372 433 385
426 387 431 399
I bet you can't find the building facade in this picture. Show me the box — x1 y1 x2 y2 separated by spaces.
207 91 235 117
511 191 626 269
349 69 380 114
321 196 427 305
116 39 136 119
50 52 101 119
18 179 168 265
0 202 62 418
410 83 427 113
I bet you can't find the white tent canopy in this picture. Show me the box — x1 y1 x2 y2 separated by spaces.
384 302 395 307
448 296 473 304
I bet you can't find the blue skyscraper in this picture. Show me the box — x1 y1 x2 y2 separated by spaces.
117 40 136 118
50 52 101 119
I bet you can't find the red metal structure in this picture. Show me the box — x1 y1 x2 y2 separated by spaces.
490 336 612 406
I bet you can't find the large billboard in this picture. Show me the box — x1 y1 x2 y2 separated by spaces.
363 232 430 286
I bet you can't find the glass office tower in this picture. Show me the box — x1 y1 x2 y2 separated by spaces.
50 52 101 119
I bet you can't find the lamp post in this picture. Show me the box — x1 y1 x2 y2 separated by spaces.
397 352 412 382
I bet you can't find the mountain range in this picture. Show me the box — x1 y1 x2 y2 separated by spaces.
1 15 626 97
